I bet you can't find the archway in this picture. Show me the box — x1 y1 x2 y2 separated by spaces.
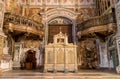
24 50 37 70
48 16 73 43
42 8 77 44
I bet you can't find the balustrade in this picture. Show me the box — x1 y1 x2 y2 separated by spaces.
4 12 43 32
77 13 116 31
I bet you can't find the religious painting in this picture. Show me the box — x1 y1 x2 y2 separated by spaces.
79 0 84 3
5 0 10 11
28 8 40 17
67 0 75 5
30 0 36 5
78 0 86 5
61 0 75 5
37 0 42 5
79 0 94 6
20 0 26 5
46 0 58 5
61 0 67 5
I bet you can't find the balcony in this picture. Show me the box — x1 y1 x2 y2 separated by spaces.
77 13 116 39
4 12 44 39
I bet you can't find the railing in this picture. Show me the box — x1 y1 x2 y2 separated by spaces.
4 12 44 32
77 13 116 31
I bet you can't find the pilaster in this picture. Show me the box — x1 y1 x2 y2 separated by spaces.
64 46 68 73
0 0 5 74
115 1 120 73
0 29 6 74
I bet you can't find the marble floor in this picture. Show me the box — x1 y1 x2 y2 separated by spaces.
0 70 120 79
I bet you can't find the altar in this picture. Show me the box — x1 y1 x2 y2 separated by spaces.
44 30 77 72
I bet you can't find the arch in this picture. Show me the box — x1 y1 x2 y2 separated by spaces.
43 8 77 44
44 8 77 23
48 16 73 25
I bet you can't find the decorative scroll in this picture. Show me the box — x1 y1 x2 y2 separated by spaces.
46 0 58 5
61 0 75 5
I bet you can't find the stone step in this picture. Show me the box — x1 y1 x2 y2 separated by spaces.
0 76 120 79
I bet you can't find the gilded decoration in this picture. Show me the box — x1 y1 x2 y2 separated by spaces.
45 30 77 72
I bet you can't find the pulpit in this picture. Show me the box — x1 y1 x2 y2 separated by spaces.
44 30 77 72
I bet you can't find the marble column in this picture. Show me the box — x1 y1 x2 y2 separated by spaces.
0 32 5 74
0 0 5 74
115 1 120 73
99 43 109 68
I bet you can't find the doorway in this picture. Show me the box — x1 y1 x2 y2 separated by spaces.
24 50 37 70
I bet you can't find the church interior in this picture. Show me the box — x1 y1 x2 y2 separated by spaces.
1 0 120 75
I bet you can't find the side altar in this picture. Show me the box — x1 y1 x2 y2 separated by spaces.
44 30 77 72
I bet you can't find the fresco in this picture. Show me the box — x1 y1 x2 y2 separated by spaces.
46 0 58 5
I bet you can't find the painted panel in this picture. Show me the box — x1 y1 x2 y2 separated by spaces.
46 0 58 5
78 0 94 6
61 0 75 5
30 0 36 5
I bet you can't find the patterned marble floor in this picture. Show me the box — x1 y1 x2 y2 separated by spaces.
0 70 120 79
